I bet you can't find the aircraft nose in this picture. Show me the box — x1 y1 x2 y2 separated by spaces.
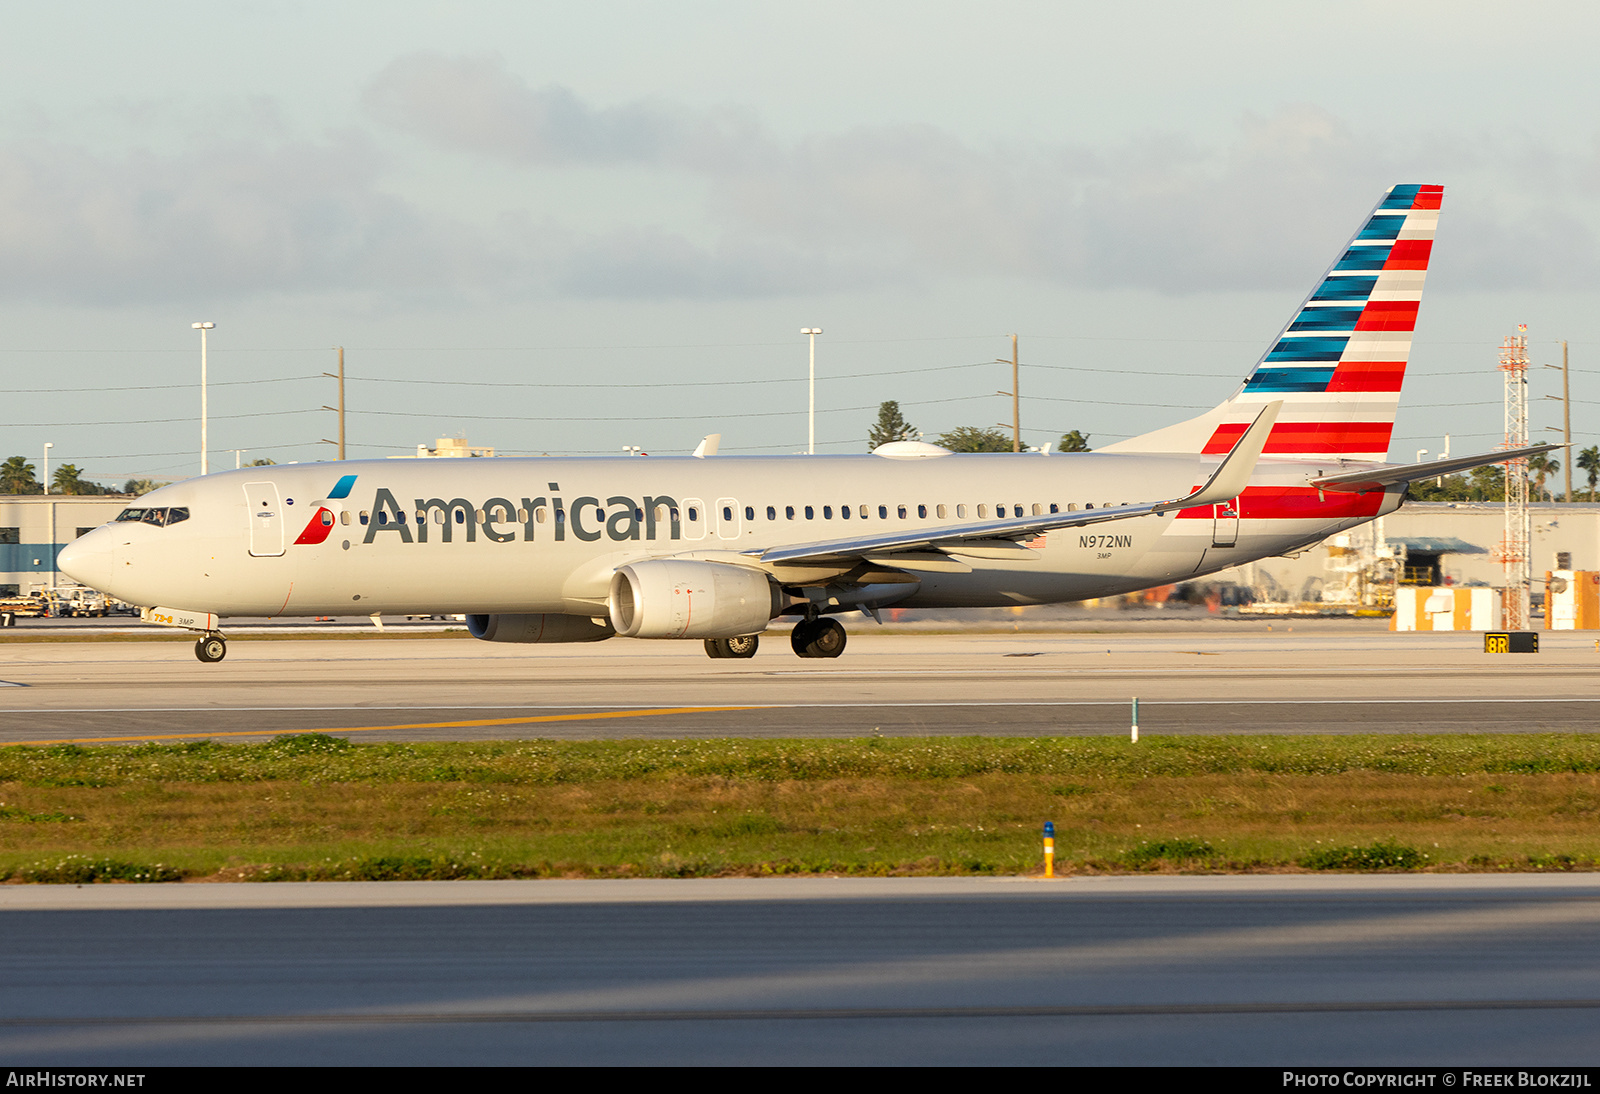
57 527 114 592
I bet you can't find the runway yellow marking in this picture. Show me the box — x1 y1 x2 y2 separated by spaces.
0 706 772 747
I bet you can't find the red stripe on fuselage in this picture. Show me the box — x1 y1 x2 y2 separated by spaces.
1202 422 1394 455
1173 486 1386 521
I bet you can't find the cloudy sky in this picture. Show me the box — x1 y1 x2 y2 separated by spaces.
4 2 1599 482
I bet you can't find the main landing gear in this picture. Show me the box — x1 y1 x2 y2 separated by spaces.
704 635 760 659
790 617 846 659
194 633 227 663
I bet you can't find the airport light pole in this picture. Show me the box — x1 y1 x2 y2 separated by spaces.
193 322 215 475
801 328 822 454
42 442 52 495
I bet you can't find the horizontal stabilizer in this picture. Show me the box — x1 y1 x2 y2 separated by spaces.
1307 444 1560 494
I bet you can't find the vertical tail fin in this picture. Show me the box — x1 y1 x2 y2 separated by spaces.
1103 184 1443 460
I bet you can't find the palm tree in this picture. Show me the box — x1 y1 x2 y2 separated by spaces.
51 464 86 495
1 456 39 494
1528 452 1560 501
1578 446 1600 502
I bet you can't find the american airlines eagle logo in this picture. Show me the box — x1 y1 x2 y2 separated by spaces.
292 474 357 546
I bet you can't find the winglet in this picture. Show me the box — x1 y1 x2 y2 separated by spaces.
1156 400 1280 513
692 434 721 458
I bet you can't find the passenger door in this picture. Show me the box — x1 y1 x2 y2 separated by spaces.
244 482 285 557
1211 502 1239 548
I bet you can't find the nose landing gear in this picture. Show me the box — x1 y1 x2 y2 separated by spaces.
790 617 846 658
194 633 227 663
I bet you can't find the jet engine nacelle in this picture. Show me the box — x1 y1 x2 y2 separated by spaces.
466 613 616 643
608 560 780 639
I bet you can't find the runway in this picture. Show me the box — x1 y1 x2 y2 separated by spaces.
2 627 1599 742
1 875 1597 1065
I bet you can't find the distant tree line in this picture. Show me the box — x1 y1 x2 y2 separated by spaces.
866 402 1091 454
0 456 168 496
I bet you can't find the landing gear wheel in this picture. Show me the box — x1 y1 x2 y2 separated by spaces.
791 618 846 659
195 635 227 663
705 635 761 659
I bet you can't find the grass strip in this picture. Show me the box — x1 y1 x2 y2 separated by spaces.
0 734 1597 881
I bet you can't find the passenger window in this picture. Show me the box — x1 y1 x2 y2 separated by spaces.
722 506 733 522
377 511 389 526
536 507 547 523
937 504 947 518
455 509 467 524
786 506 795 520
744 506 754 521
957 504 967 518
360 511 370 524
474 509 485 524
1049 504 1059 514
556 508 566 523
805 506 814 520
518 508 529 522
414 510 425 523
670 507 680 522
688 507 699 522
897 506 907 519
823 506 833 519
1085 503 1095 509
1033 504 1043 516
917 505 927 518
340 511 351 525
841 505 851 519
878 505 888 519
859 505 868 518
636 508 645 521
766 506 776 521
977 504 988 518
656 505 668 523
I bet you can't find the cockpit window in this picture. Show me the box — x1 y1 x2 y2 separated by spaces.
115 507 189 528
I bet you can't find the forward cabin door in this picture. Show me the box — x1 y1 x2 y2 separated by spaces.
244 482 285 557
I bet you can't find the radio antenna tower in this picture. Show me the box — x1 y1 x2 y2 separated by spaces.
1495 324 1531 629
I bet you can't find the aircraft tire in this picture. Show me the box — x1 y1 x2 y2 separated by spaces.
707 635 762 659
725 634 759 659
195 636 227 664
792 618 846 659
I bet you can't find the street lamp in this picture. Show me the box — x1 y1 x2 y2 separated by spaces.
42 442 52 495
193 322 215 475
801 328 822 454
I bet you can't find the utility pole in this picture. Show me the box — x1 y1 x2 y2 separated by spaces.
995 334 1020 452
323 346 346 460
1544 341 1572 502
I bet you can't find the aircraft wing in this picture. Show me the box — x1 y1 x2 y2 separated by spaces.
755 401 1280 565
1306 444 1559 494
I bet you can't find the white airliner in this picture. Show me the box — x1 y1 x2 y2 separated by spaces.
61 184 1548 663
